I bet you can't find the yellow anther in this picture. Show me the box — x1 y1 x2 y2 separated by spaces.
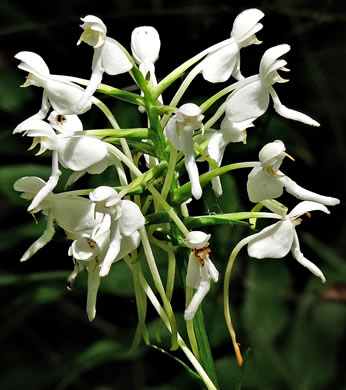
283 152 295 161
267 166 285 178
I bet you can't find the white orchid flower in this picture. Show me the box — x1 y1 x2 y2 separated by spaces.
77 15 133 110
131 26 160 81
14 118 110 211
247 201 331 282
67 215 140 321
131 25 162 111
89 186 145 277
15 51 93 119
14 176 103 261
202 8 264 83
164 103 204 199
247 140 340 206
184 231 219 320
225 44 320 127
207 116 253 196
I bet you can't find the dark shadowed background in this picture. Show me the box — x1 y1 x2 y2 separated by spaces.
0 1 345 389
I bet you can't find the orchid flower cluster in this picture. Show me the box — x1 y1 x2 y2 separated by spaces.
13 9 340 389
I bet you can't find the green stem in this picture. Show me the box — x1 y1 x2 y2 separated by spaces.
173 162 260 204
81 128 149 139
139 226 179 350
184 212 280 229
138 271 217 390
224 235 256 366
153 37 233 99
125 255 150 346
51 75 144 106
148 184 189 237
160 145 178 202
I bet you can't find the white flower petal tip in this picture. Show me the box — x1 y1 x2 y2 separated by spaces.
15 51 50 78
231 9 265 41
78 15 107 48
260 44 291 78
246 201 331 283
131 26 161 70
184 308 196 321
185 231 211 249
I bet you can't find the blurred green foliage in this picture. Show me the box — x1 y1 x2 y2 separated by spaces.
0 1 345 389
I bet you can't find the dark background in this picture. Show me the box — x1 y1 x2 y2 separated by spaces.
0 1 345 389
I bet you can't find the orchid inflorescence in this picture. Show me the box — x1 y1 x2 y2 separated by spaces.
13 9 340 389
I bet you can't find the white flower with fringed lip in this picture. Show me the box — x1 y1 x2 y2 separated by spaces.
14 176 103 262
131 26 160 82
13 117 110 212
77 15 133 111
164 103 204 200
247 201 331 282
89 186 145 277
225 44 320 127
247 140 340 206
68 215 141 321
15 51 93 119
202 8 264 83
184 231 219 321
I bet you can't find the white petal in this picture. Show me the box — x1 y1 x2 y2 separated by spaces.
185 231 211 249
100 222 122 277
185 155 202 200
89 186 117 202
131 26 161 67
207 132 225 165
206 258 219 282
259 44 290 79
114 232 141 262
56 136 108 171
186 253 202 289
220 116 249 144
247 167 284 203
202 43 239 83
45 79 92 115
53 196 103 232
279 175 340 206
288 200 330 219
258 140 285 166
15 51 50 80
270 88 320 126
164 118 182 150
102 38 133 75
20 211 55 261
86 261 101 321
291 231 325 282
119 200 145 236
14 176 47 195
48 111 83 134
184 265 211 320
247 220 294 259
226 78 269 123
80 15 107 34
71 237 97 261
14 118 55 136
231 9 265 42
